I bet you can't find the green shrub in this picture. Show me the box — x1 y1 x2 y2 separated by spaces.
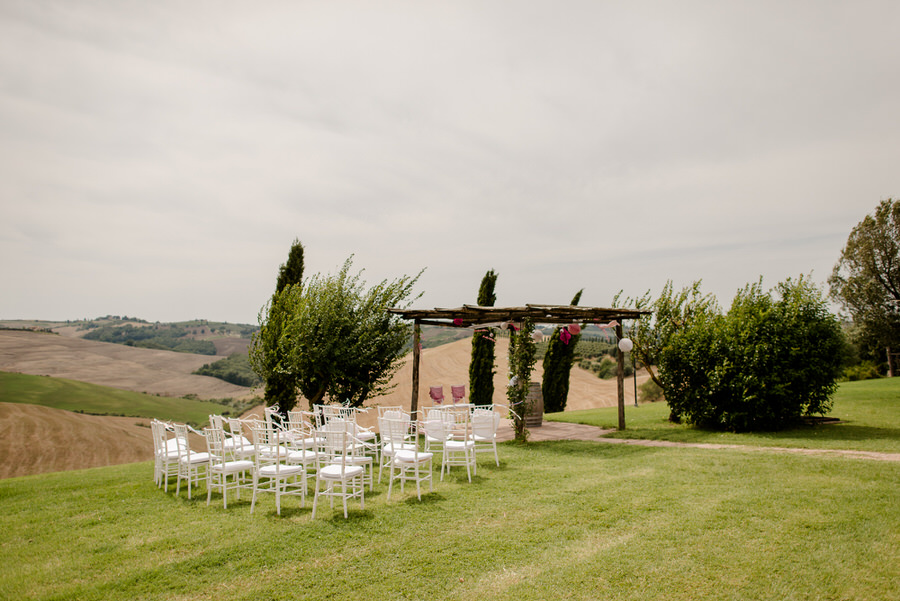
660 277 844 431
194 353 261 387
841 361 884 381
639 378 664 403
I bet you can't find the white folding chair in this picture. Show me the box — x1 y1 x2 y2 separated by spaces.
204 425 253 508
249 420 307 516
437 405 475 482
174 423 210 499
377 411 414 483
383 417 433 501
311 423 366 519
470 406 501 467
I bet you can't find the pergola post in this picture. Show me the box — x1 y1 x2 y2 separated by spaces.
411 320 421 419
616 322 626 430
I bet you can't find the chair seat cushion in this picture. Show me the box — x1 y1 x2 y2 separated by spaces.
445 440 474 450
286 449 319 462
393 450 433 463
258 463 305 477
180 452 211 464
213 460 254 473
319 464 364 479
382 443 417 455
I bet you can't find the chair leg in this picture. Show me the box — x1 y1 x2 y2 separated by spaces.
311 479 319 519
387 464 394 501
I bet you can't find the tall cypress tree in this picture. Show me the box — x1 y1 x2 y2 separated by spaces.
469 269 498 406
542 289 583 413
264 239 305 412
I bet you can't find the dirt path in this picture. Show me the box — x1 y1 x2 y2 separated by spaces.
506 422 900 462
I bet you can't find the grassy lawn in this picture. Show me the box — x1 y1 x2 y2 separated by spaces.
547 378 900 454
0 371 231 425
1 440 898 599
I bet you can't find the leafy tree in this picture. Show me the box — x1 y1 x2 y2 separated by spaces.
541 289 583 413
507 317 537 441
250 257 422 410
660 276 844 431
254 239 306 412
614 281 719 389
829 199 900 370
469 269 498 405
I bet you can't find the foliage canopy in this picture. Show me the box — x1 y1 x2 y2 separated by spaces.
541 289 583 413
659 276 844 431
507 317 537 441
469 269 498 406
829 198 900 361
250 257 422 410
256 239 306 412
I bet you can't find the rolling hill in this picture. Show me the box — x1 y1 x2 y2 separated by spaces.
0 327 647 478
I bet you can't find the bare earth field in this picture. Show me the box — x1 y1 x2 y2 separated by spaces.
0 331 646 479
0 330 253 399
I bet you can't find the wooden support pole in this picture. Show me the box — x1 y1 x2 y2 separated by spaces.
616 323 626 430
411 320 421 419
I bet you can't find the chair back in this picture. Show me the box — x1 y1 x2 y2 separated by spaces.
472 409 500 438
150 420 164 457
441 405 472 440
204 425 228 465
451 385 466 404
378 415 409 454
173 423 192 458
249 419 287 475
429 386 444 405
383 416 421 458
319 422 355 476
377 405 405 417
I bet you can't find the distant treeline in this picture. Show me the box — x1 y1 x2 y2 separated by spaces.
83 324 217 355
194 353 261 388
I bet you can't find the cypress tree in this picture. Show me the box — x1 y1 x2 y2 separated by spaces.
265 239 305 412
469 269 498 406
542 289 583 413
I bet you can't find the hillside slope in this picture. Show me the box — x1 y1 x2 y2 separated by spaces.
0 330 253 400
0 331 647 478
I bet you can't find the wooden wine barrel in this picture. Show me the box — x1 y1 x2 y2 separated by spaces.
525 382 543 427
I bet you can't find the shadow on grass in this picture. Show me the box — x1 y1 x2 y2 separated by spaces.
400 491 445 506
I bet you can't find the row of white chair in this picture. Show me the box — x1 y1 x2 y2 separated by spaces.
150 403 504 518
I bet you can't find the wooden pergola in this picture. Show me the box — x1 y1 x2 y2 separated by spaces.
387 304 651 429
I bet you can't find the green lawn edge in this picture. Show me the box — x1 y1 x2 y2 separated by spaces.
545 378 900 453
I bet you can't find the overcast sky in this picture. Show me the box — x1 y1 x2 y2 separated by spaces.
1 1 897 325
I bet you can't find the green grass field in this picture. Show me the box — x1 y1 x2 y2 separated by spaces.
0 371 237 425
1 378 898 600
547 378 900 454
